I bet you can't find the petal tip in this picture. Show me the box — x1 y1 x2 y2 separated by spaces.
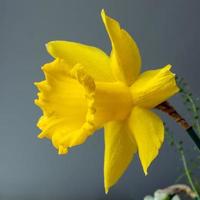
34 82 38 86
159 64 172 73
101 9 107 23
58 146 68 155
101 9 106 17
104 186 109 194
45 41 60 57
38 132 45 139
45 42 54 54
34 99 39 106
142 165 148 176
165 64 172 70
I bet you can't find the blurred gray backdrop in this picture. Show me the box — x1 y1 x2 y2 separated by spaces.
0 0 200 199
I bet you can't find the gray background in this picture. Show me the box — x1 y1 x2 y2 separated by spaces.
0 0 200 199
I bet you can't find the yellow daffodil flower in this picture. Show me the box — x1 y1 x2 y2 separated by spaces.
35 9 179 193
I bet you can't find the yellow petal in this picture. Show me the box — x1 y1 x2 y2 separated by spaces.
35 60 96 153
46 41 114 82
104 120 137 193
128 106 164 175
101 9 141 85
130 65 179 109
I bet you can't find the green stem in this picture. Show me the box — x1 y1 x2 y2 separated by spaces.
187 127 200 151
157 101 200 151
185 94 200 136
180 149 200 200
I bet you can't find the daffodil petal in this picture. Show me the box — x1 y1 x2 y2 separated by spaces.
128 106 164 175
46 41 114 82
130 65 179 109
101 9 141 85
35 60 96 153
104 120 137 193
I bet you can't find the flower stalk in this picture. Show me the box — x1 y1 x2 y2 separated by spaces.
179 149 200 200
156 101 200 151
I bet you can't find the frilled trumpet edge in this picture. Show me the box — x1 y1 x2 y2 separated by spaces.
35 62 96 154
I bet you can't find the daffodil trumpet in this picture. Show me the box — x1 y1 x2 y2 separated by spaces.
156 101 200 151
35 10 180 192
